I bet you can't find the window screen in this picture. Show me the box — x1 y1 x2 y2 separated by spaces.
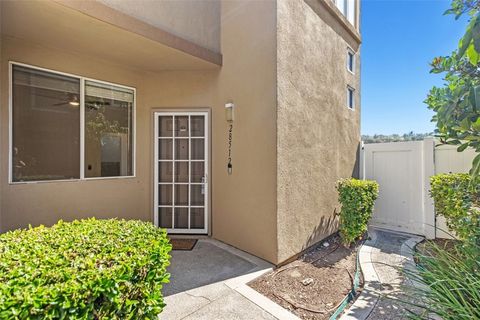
12 65 80 182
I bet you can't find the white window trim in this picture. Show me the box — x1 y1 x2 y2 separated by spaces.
347 47 355 74
8 61 137 184
347 86 355 110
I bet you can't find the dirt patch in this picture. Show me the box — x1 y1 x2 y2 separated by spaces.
415 238 459 261
249 233 363 320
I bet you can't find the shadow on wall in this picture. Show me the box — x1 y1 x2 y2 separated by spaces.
353 141 361 178
294 141 363 263
281 213 340 266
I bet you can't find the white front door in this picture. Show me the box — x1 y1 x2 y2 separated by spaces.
154 112 209 234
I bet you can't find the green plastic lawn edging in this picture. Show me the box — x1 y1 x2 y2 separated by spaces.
329 236 364 320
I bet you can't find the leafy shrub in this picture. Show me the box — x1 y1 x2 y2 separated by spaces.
406 235 480 320
0 218 172 319
430 173 480 242
336 178 379 245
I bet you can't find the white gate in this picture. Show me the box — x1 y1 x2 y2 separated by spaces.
361 139 435 238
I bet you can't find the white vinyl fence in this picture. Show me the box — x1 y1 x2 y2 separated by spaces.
360 138 477 239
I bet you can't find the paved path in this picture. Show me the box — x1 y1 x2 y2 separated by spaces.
162 229 423 320
160 239 300 320
341 228 424 320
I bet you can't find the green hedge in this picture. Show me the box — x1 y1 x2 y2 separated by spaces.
337 178 379 245
430 173 479 242
0 218 172 319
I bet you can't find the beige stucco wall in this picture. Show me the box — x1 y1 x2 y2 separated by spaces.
276 0 361 262
98 0 221 53
0 36 150 230
142 0 278 263
0 0 278 263
0 0 361 265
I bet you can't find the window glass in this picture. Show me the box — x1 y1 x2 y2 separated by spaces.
347 51 355 73
335 0 355 26
84 81 134 177
12 65 80 182
347 0 355 25
347 87 355 109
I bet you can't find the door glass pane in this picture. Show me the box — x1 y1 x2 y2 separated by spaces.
158 185 172 205
174 208 188 229
191 185 204 206
191 139 204 160
175 139 189 160
191 116 204 137
175 185 188 206
84 80 133 178
159 116 173 137
175 162 188 183
159 139 173 160
191 162 204 183
12 65 80 182
159 207 172 228
175 116 189 137
191 208 205 229
158 162 172 182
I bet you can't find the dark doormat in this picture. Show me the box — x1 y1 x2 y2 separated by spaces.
170 239 198 251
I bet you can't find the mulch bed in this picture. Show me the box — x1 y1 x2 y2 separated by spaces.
249 233 364 320
415 238 459 260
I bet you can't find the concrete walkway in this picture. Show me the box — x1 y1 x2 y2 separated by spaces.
160 239 300 320
341 228 424 320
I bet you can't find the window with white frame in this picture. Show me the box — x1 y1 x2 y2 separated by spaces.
11 63 135 182
334 0 356 26
347 86 355 109
347 49 355 73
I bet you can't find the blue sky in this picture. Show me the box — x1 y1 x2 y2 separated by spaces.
361 0 469 135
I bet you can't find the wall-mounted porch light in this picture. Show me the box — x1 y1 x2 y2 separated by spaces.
225 102 235 122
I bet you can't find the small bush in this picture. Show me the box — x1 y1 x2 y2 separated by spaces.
430 173 479 242
336 178 379 245
406 236 480 320
0 218 172 319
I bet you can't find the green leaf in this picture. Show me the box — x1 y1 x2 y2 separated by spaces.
467 42 480 65
472 118 480 131
469 153 480 177
457 143 469 152
460 117 472 130
459 20 474 58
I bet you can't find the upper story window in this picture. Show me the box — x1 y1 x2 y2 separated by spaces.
334 0 356 26
347 86 355 110
10 63 135 183
347 49 355 73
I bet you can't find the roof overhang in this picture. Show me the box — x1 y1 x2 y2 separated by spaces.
1 0 222 72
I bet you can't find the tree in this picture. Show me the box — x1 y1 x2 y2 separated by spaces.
426 0 480 179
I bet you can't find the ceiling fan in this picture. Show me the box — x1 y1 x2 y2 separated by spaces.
52 93 111 110
52 93 80 107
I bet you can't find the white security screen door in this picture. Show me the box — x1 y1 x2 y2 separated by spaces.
154 112 209 234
